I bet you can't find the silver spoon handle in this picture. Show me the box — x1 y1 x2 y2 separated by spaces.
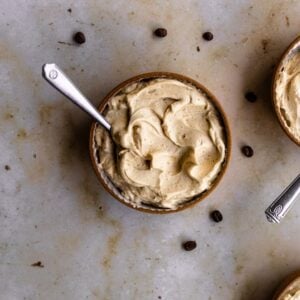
265 174 300 223
42 63 111 131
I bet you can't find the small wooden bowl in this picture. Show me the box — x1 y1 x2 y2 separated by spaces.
273 271 300 300
272 35 300 146
89 72 231 213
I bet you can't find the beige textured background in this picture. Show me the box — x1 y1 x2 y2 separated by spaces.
0 0 300 299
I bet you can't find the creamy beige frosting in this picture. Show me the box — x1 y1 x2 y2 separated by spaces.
275 48 300 143
93 78 226 210
283 291 300 300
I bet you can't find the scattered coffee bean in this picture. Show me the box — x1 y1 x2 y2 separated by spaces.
67 8 72 13
241 145 254 157
31 261 44 268
4 165 10 171
182 240 197 251
196 46 200 52
73 32 86 44
154 28 167 38
210 210 223 222
202 31 213 41
245 91 257 103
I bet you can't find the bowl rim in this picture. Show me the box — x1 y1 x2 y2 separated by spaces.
272 35 300 147
89 71 232 214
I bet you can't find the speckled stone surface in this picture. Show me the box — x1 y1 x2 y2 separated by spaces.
0 1 300 299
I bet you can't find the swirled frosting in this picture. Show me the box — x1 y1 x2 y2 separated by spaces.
282 291 300 300
275 49 300 143
94 78 227 209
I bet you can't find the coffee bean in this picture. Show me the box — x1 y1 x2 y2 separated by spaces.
4 165 10 171
73 32 86 44
67 8 72 13
202 31 213 41
196 46 200 52
241 145 254 157
210 210 223 222
154 28 167 38
182 240 197 251
245 91 257 103
31 261 44 268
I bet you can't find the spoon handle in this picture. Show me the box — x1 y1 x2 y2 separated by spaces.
42 63 111 131
265 174 300 223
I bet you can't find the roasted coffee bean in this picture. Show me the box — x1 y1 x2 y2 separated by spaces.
210 210 223 222
73 32 86 44
202 31 213 41
245 91 257 102
241 145 254 157
154 28 167 38
31 261 44 268
182 240 197 251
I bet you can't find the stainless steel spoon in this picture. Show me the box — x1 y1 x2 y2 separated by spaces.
265 174 300 223
42 63 111 131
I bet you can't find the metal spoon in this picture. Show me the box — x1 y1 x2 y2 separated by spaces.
42 63 111 131
265 174 300 223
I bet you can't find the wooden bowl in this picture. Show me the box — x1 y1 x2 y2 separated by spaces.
273 271 300 300
272 35 300 146
89 72 231 213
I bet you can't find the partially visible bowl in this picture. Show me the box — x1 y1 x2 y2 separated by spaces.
272 35 300 146
89 72 231 213
273 271 300 300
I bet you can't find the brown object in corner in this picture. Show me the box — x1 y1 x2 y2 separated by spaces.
272 35 300 147
89 72 231 214
272 271 300 300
